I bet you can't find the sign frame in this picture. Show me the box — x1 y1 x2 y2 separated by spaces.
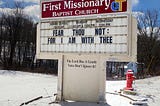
36 0 136 102
37 14 137 62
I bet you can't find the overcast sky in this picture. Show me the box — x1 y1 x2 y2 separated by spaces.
0 0 159 22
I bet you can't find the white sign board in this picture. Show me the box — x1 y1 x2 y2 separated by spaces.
40 15 129 54
63 55 105 102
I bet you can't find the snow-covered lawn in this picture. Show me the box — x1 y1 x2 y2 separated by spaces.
0 70 160 106
135 77 160 106
0 70 57 106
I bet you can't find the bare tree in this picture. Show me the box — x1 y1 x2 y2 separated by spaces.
0 1 36 69
137 9 160 75
0 14 10 67
0 16 3 65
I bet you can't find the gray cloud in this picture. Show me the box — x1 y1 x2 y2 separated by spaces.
14 0 39 4
23 5 40 22
132 0 139 7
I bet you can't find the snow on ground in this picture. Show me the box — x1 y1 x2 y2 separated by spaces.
0 70 57 106
0 70 160 106
135 77 160 106
106 80 132 106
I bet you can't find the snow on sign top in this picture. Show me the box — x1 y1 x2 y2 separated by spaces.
41 0 128 19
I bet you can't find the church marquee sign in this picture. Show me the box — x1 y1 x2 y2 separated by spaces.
39 15 129 54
